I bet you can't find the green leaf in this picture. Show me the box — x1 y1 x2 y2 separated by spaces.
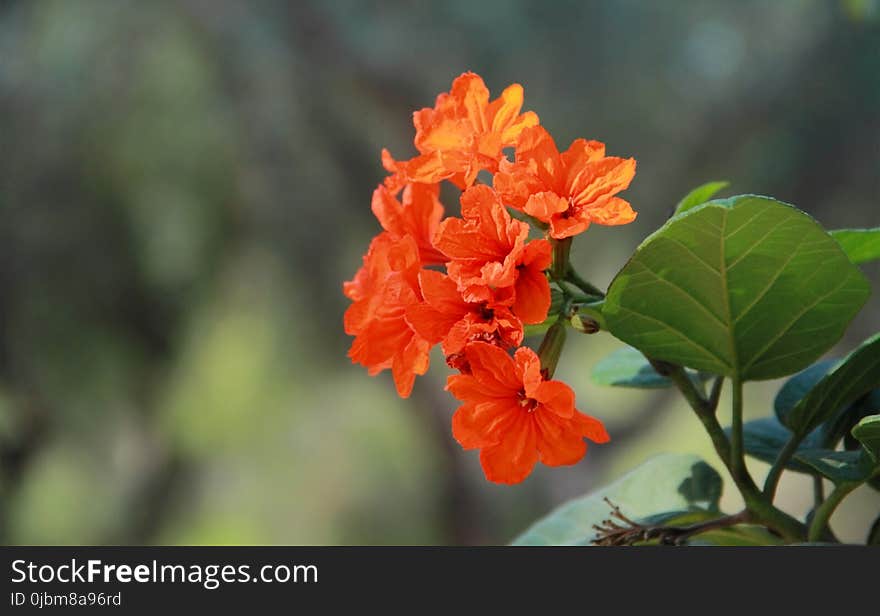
592 346 671 388
511 453 722 546
830 228 880 264
852 414 880 463
740 417 819 474
689 525 784 546
634 509 718 528
774 359 839 423
868 514 880 545
781 334 880 436
674 181 730 215
793 449 873 484
824 388 880 449
604 195 870 381
592 346 713 389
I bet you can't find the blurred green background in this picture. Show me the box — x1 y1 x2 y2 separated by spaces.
1 0 878 545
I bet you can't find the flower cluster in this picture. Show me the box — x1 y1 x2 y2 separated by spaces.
344 73 637 484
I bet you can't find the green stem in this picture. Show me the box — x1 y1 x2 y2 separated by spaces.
655 361 806 542
763 434 801 500
808 481 860 542
556 281 601 304
551 238 571 281
564 263 605 298
707 376 724 412
730 376 746 482
812 475 825 510
649 361 732 462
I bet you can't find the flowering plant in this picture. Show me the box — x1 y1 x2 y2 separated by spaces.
345 73 880 545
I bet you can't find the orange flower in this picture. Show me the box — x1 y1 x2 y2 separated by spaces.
371 183 448 265
383 72 539 189
447 342 610 484
494 126 637 239
434 185 552 324
406 269 523 367
344 233 431 398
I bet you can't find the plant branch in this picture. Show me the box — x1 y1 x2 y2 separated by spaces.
812 475 825 510
564 263 605 298
650 360 806 542
551 238 572 281
763 433 802 500
592 499 751 546
707 376 724 412
730 376 747 489
808 481 861 542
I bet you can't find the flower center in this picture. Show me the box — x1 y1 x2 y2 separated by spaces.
517 390 538 412
561 196 578 219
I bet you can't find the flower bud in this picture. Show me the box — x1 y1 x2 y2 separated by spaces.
537 320 567 378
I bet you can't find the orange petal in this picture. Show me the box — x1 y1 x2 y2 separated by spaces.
548 214 590 239
523 191 568 223
513 346 543 391
343 299 371 336
417 269 467 314
493 165 546 210
391 334 431 398
478 414 538 484
451 398 517 449
409 152 456 184
405 303 459 344
534 411 588 467
488 83 524 134
585 196 637 226
512 126 562 189
450 72 490 133
561 139 606 195
348 317 410 368
534 380 576 418
447 371 512 404
570 157 636 208
442 318 471 357
500 110 540 145
513 266 551 325
573 410 611 443
521 238 552 270
370 185 403 235
465 341 521 392
416 117 473 152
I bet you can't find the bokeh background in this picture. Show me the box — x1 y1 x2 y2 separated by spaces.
1 0 878 545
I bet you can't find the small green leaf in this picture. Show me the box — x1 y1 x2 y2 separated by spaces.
592 346 713 389
591 346 670 388
793 449 872 484
852 414 880 463
511 454 722 545
781 334 880 436
774 359 839 422
740 417 819 473
674 181 730 215
830 228 880 264
604 195 869 381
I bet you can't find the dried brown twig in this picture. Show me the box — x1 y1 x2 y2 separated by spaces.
591 498 751 546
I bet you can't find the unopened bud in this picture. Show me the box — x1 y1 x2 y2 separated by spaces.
537 320 567 379
570 313 600 334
